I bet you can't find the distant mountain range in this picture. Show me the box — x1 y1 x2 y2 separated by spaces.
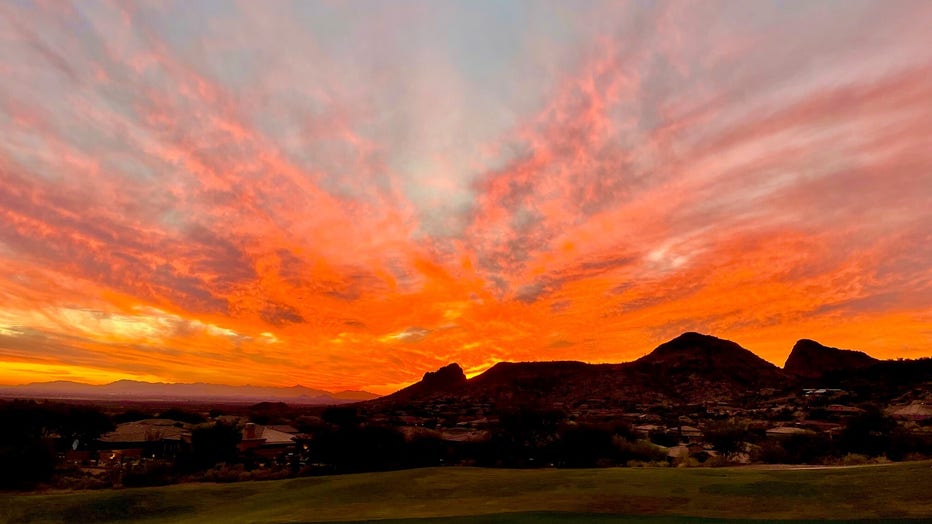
370 332 931 407
0 379 378 404
3 332 928 406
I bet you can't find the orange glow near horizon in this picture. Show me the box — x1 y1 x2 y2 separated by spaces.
0 2 930 395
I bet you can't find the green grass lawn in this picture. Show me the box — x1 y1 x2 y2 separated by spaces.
2 462 931 523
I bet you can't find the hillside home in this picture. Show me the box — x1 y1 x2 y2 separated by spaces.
97 419 189 463
889 402 932 422
765 426 816 438
239 423 297 460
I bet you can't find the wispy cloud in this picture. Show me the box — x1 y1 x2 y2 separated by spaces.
0 1 930 393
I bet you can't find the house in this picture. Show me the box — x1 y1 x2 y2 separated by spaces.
98 419 188 462
267 424 300 435
825 404 865 415
239 423 297 460
889 403 932 422
100 448 142 466
766 426 815 438
798 420 842 433
634 424 662 438
803 388 844 397
440 427 490 442
679 426 702 439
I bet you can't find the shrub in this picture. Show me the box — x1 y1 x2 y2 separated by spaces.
121 462 174 487
704 419 756 455
838 406 895 457
187 421 242 470
840 453 870 466
615 437 668 463
753 441 788 464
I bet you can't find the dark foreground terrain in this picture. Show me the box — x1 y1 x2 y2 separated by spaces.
3 461 931 523
1 333 928 494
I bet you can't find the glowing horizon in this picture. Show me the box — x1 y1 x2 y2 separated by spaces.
1 1 930 395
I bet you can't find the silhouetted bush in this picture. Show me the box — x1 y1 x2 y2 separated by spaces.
781 433 833 464
649 429 680 447
51 404 114 451
753 440 788 464
313 425 406 472
887 427 931 461
555 426 616 467
185 421 241 470
0 438 55 490
0 401 110 489
122 462 174 487
615 437 668 463
705 420 756 455
406 434 447 467
838 406 896 457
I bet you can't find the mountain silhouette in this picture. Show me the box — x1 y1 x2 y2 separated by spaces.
0 380 377 404
374 332 795 406
379 363 468 402
783 339 879 379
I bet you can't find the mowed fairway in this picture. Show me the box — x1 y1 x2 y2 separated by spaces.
3 462 931 523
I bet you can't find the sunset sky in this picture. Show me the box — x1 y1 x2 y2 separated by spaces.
1 1 930 394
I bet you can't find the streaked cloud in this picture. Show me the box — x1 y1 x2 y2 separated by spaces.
0 0 930 393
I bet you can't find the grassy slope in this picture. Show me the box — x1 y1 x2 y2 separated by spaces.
2 462 931 523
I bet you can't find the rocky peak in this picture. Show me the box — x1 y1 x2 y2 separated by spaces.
637 332 767 365
420 363 467 389
632 332 786 389
784 339 879 378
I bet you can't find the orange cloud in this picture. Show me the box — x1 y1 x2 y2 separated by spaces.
0 1 929 394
